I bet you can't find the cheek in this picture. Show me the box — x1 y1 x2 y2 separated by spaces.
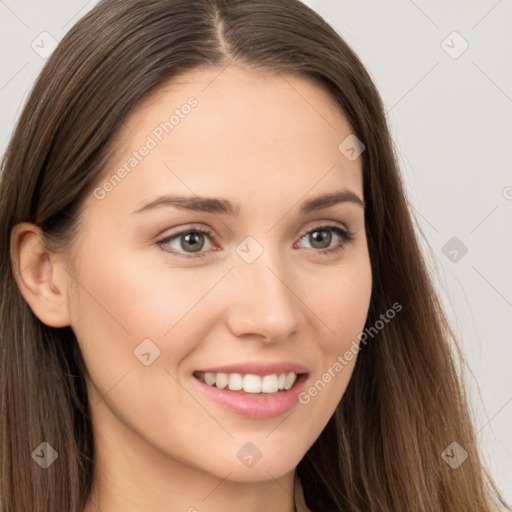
296 257 372 422
70 241 215 338
68 242 225 393
306 257 372 352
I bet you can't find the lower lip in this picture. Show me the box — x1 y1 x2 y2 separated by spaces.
192 373 308 420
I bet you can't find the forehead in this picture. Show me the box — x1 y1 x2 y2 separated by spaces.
92 65 363 216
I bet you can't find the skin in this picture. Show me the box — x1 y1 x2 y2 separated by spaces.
12 64 372 512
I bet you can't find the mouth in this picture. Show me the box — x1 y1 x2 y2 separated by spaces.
191 370 310 419
193 370 304 395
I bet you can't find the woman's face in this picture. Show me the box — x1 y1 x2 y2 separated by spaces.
66 65 372 484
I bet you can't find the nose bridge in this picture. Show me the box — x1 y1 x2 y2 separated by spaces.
226 239 299 341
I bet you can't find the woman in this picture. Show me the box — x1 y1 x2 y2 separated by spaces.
0 1 509 510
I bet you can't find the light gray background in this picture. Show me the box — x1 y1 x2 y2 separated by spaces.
1 0 511 503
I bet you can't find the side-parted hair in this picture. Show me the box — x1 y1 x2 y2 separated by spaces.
0 1 509 510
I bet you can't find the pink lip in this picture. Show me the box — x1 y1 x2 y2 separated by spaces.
192 372 309 420
194 361 309 376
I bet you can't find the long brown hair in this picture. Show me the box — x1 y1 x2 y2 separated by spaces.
0 1 509 510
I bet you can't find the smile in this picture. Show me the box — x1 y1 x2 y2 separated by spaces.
193 371 298 394
192 371 309 420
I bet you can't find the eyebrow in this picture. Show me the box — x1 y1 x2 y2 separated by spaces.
131 189 364 216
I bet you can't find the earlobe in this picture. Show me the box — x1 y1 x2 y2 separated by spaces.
10 222 72 328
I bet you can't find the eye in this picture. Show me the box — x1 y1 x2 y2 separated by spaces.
295 223 354 256
157 227 215 259
156 223 354 259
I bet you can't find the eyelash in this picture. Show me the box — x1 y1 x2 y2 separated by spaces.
156 223 354 260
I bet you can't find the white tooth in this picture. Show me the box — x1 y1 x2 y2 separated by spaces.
204 372 216 386
261 374 279 393
284 372 297 390
228 373 243 391
215 372 228 389
202 371 296 393
242 374 262 393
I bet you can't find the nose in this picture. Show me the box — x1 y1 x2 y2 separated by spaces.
224 248 299 344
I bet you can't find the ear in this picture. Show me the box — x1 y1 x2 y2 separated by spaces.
10 222 72 328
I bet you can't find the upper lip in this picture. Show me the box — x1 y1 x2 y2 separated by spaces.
194 361 309 376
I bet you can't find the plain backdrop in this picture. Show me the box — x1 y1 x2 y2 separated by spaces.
1 0 511 504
